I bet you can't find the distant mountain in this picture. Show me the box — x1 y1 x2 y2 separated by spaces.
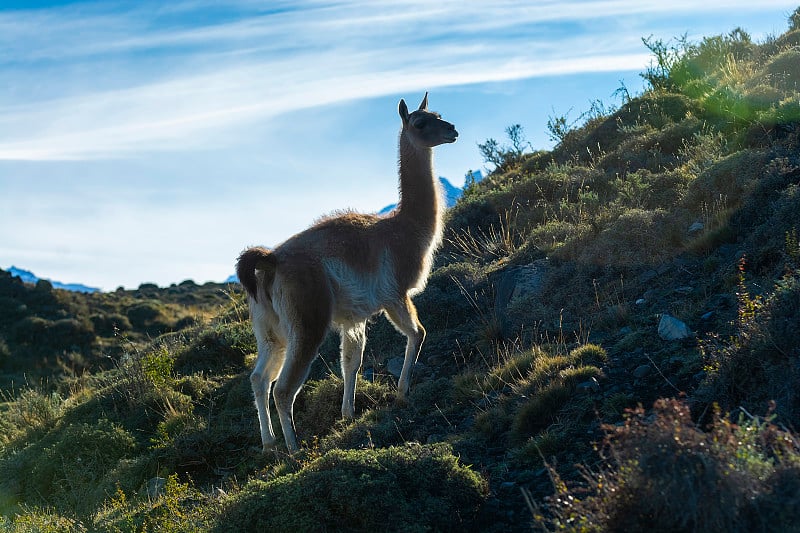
7 266 100 293
378 171 483 216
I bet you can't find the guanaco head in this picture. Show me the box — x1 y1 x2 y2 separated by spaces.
399 92 458 148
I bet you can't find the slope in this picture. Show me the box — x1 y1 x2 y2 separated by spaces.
1 10 800 532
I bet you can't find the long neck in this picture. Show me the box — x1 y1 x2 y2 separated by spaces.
397 132 441 235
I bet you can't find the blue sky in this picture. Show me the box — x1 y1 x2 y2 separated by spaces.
1 1 797 291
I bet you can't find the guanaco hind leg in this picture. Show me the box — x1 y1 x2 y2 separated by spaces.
250 338 285 450
340 322 367 419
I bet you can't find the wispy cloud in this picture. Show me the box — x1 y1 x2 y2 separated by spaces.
0 0 795 160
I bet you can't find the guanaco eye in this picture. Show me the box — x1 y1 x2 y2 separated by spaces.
414 121 426 129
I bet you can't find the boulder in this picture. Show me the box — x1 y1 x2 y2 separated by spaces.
688 221 705 234
658 314 693 340
386 357 405 377
633 364 652 379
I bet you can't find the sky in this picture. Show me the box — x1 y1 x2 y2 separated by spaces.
1 1 797 291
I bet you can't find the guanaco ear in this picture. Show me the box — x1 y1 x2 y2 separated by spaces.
418 92 429 111
399 99 410 123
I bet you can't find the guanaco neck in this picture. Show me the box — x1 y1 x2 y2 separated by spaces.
396 131 442 240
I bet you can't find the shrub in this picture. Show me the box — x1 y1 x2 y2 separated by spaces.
126 301 171 335
3 418 137 516
1 511 85 533
0 388 63 445
215 443 488 532
90 312 132 336
293 375 395 441
173 322 252 373
576 208 682 267
569 343 607 365
699 268 800 427
763 49 800 91
543 399 800 533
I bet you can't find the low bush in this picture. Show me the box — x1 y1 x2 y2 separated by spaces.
543 398 800 533
2 418 137 516
699 267 800 427
215 443 488 532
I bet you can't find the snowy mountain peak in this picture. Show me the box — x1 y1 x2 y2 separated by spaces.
378 171 483 216
7 266 101 293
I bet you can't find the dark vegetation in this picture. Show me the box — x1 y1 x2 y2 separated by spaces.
0 273 230 391
2 10 800 531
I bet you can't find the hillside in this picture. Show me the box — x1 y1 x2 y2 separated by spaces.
2 11 800 532
0 272 231 391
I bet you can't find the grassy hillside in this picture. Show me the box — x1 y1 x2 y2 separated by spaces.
2 10 800 532
0 272 231 392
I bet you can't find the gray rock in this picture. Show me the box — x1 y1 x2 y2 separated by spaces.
386 357 405 377
688 221 705 234
146 477 166 499
386 357 425 378
638 269 658 283
491 260 549 317
635 298 647 306
658 314 693 340
577 377 601 393
633 364 652 379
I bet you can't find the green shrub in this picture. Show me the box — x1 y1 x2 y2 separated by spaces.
90 312 132 336
544 399 800 533
173 322 252 373
512 380 572 439
699 269 800 427
11 316 51 344
1 511 85 533
569 343 607 365
576 208 682 267
294 375 395 441
3 418 137 516
126 301 171 335
215 443 487 532
0 388 63 445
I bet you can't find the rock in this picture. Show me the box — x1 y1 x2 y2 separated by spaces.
146 477 166 499
387 357 425 378
688 221 705 234
577 377 601 393
658 314 693 340
700 311 715 321
635 298 647 306
638 269 658 283
633 364 652 379
674 286 694 294
619 326 633 335
491 260 548 317
386 357 405 377
499 481 517 492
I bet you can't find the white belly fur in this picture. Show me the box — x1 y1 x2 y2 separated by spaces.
322 251 399 326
